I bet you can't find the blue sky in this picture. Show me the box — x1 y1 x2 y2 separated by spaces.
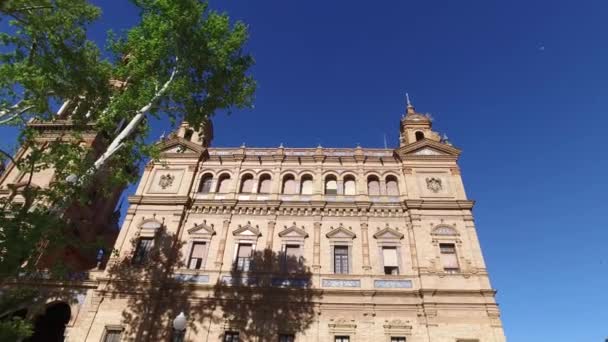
2 1 608 341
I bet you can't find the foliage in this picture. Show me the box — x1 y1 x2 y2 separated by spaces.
0 0 255 337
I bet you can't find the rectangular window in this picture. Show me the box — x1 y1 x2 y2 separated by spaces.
335 336 350 342
188 242 207 269
334 246 349 274
279 334 295 342
132 237 153 265
224 331 239 342
283 244 302 272
235 244 253 272
391 337 406 342
382 247 399 275
103 329 122 342
439 243 459 273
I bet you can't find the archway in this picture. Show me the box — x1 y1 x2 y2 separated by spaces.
25 302 71 342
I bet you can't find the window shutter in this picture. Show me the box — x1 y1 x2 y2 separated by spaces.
259 178 271 193
218 177 231 193
440 244 459 268
301 179 313 195
285 245 301 259
326 180 337 195
368 180 380 195
386 180 399 195
284 179 297 194
241 178 254 193
238 244 252 258
382 247 398 267
191 242 206 257
200 177 213 193
344 179 356 195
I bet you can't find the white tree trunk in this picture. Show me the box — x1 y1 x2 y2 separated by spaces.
91 64 178 171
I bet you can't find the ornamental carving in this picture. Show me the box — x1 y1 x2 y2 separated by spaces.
426 177 442 193
159 173 175 189
431 225 458 236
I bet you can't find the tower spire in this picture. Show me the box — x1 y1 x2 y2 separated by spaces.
405 92 415 115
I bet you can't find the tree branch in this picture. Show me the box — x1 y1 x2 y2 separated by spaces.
0 105 33 125
92 61 179 171
0 148 17 166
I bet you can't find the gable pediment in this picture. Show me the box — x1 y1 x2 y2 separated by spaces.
157 137 203 155
187 220 216 236
397 139 461 159
232 221 261 237
278 223 309 238
373 226 404 240
326 225 356 239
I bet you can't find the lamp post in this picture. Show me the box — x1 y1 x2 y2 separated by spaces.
172 311 187 342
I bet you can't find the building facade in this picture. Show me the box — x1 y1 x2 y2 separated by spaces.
5 101 506 341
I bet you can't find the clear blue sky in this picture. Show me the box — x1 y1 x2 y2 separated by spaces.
2 1 608 341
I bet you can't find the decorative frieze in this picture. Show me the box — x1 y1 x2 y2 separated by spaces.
173 274 209 283
374 279 412 288
322 279 361 288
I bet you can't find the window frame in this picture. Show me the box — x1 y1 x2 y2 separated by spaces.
382 246 400 275
325 175 338 195
187 241 207 270
343 175 356 196
198 174 214 193
279 333 295 342
234 243 254 272
223 331 240 342
132 237 153 266
367 176 381 196
439 242 460 273
101 325 123 342
333 245 350 275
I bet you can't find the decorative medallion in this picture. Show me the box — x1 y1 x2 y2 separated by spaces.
159 173 175 189
425 177 442 193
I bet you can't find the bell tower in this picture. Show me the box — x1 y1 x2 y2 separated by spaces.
399 94 441 146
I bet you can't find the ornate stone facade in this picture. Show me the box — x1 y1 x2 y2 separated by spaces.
11 103 505 341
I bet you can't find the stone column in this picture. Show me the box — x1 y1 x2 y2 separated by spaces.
360 221 372 271
215 219 231 268
266 221 276 250
406 211 420 271
312 221 322 271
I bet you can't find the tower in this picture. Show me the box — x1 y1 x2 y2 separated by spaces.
0 115 124 271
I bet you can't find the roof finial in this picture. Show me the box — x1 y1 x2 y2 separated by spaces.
406 92 412 107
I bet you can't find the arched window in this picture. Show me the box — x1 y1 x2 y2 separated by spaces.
386 175 399 196
258 174 272 194
198 173 213 193
300 174 313 195
217 174 231 193
367 176 380 196
415 131 425 141
344 175 356 195
325 175 337 195
239 174 254 193
282 174 297 194
184 128 194 141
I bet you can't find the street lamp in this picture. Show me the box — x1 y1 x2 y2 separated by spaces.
172 311 187 342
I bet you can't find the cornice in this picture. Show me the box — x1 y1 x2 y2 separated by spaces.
128 195 189 205
405 199 475 210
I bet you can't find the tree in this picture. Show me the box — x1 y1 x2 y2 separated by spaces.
0 0 255 338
